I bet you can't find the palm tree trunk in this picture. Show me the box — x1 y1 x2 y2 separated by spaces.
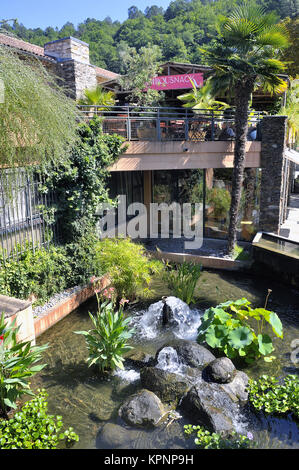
227 79 254 256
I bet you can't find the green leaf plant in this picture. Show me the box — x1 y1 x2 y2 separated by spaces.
0 313 48 417
197 292 283 364
164 261 202 305
74 293 135 373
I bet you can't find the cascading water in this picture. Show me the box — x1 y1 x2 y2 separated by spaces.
134 296 203 341
156 346 186 376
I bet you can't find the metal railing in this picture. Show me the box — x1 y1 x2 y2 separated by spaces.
0 169 58 262
78 105 262 142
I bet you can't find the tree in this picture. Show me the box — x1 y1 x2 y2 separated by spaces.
280 16 299 77
118 44 164 106
128 6 144 20
279 78 299 146
78 85 116 116
0 38 80 169
201 2 290 255
178 79 230 110
145 6 164 18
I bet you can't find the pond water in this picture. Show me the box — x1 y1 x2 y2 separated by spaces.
30 270 299 449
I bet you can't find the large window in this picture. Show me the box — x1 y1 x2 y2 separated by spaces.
204 168 261 241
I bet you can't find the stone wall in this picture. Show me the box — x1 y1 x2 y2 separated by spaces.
259 116 288 233
55 59 97 100
45 37 97 100
44 37 90 64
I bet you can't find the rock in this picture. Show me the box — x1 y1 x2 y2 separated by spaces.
180 381 240 434
203 357 236 384
221 370 249 403
159 339 216 369
124 350 155 369
119 389 165 428
99 423 139 448
140 366 191 405
161 297 178 327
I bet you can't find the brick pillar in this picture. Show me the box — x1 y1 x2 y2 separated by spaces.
259 115 288 233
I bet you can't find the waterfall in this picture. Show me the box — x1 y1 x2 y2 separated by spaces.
135 296 203 341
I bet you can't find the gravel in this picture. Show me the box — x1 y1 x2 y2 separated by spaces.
33 285 82 318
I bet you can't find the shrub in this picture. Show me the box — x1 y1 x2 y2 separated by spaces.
95 238 164 300
0 313 48 416
0 234 104 305
0 244 72 304
184 424 253 449
248 374 299 418
164 261 202 305
74 295 135 373
0 390 79 449
197 298 283 364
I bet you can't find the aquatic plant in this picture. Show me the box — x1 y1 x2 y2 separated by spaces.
0 389 79 449
95 237 164 301
0 313 48 417
184 424 253 449
197 296 283 364
248 374 299 418
74 296 135 372
164 261 202 305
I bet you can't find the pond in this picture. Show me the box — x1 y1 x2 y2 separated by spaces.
30 269 299 449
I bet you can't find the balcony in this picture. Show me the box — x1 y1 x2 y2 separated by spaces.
78 105 262 142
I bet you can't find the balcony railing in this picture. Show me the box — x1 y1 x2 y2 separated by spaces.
78 105 262 142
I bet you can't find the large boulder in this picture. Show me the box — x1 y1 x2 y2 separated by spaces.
158 339 216 369
203 357 236 384
180 380 239 434
140 366 192 405
118 389 165 428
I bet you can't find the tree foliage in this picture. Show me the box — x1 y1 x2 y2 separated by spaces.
0 44 80 169
3 1 297 74
39 117 125 243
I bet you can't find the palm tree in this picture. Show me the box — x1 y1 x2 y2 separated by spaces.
200 2 290 255
178 79 230 111
79 85 116 116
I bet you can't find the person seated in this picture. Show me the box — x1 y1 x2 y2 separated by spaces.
247 126 257 141
218 122 235 140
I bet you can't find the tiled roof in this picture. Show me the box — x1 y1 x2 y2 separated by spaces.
0 33 46 57
94 66 119 80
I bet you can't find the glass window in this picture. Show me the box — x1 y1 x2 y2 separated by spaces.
204 168 261 241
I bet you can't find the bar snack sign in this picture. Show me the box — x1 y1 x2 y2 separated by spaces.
150 73 203 91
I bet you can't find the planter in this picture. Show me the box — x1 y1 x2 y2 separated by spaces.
1 275 110 344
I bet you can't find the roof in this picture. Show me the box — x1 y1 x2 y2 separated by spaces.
0 33 119 80
94 65 119 80
0 33 45 58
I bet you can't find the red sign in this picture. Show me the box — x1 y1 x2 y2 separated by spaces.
150 73 203 91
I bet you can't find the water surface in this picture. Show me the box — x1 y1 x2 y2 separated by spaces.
31 270 299 449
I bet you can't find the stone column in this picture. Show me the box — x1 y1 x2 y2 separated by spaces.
259 115 288 233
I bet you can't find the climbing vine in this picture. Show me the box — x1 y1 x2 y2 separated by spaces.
38 117 125 243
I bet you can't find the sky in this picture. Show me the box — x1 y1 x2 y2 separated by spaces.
1 0 172 30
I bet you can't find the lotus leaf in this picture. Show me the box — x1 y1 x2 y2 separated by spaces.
257 334 275 356
205 325 228 349
227 326 253 349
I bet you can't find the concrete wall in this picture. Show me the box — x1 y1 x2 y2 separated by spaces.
109 141 261 171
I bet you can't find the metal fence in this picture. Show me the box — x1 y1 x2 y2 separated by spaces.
78 105 263 142
0 169 58 262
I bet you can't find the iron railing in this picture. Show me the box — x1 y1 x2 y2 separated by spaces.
78 105 262 142
0 169 58 261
